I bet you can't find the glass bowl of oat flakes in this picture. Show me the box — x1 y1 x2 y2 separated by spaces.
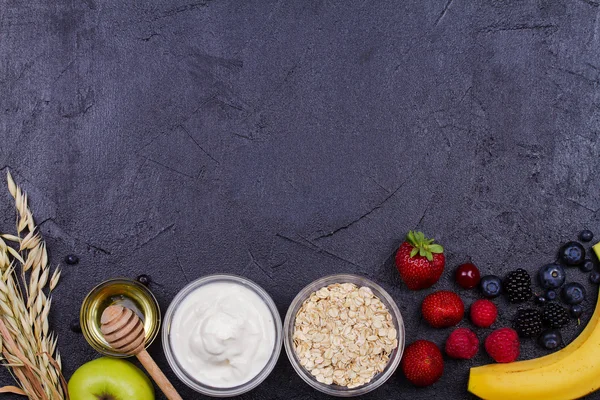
283 274 405 396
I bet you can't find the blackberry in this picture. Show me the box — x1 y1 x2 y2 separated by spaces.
513 309 543 338
504 268 533 303
542 303 570 328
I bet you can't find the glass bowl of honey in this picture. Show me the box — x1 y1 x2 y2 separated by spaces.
80 278 161 357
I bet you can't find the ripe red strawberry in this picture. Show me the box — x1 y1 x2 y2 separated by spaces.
470 299 498 328
445 328 479 359
485 328 520 363
401 340 444 387
395 231 445 290
422 290 464 328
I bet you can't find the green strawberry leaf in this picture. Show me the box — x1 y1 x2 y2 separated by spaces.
429 244 444 253
407 230 416 245
405 230 443 260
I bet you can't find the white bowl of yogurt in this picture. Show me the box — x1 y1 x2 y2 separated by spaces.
162 274 283 397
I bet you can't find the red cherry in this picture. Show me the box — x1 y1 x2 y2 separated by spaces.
455 263 481 289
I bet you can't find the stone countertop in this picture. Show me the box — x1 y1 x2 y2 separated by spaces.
1 0 600 399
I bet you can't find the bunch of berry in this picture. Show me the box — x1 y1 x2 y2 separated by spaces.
454 229 598 352
446 263 520 364
506 230 598 350
397 229 598 388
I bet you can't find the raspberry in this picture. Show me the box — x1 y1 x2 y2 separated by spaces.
470 299 498 328
485 328 520 363
445 328 479 359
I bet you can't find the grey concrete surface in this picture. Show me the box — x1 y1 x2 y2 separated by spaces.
2 0 600 399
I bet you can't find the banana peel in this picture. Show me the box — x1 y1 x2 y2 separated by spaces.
467 242 600 400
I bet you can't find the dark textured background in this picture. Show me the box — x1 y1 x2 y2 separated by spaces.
2 0 600 399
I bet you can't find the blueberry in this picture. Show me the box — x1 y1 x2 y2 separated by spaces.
580 259 595 273
136 274 152 286
546 289 557 301
559 241 585 266
535 295 547 305
538 264 566 289
570 304 583 319
480 275 502 298
538 329 562 350
561 282 586 305
579 230 594 242
64 254 79 265
70 319 82 333
590 271 600 284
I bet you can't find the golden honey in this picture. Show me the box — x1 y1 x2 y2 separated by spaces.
80 278 160 357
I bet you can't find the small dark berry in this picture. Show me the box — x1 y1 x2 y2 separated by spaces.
70 319 82 333
538 329 562 350
590 271 600 284
579 230 594 242
559 241 585 266
538 264 566 289
580 259 595 273
480 275 502 298
545 289 557 301
136 274 152 286
561 282 586 305
570 304 583 319
64 254 79 265
535 296 546 305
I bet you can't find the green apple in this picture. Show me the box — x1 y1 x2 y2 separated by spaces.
68 357 155 400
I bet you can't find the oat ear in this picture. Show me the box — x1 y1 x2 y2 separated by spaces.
0 172 65 398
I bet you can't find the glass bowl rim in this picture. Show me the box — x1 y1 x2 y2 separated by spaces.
162 273 283 397
283 273 405 397
80 277 161 358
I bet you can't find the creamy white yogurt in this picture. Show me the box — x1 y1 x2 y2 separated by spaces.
170 281 276 388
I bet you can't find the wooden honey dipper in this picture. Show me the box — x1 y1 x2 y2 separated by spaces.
101 305 183 400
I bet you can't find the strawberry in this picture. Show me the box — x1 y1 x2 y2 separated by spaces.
470 299 498 328
422 290 464 328
445 328 479 359
484 328 520 363
395 231 445 290
401 340 444 387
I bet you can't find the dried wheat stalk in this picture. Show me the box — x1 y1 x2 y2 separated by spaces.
0 171 67 399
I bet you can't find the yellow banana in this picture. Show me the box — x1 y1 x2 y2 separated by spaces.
468 242 600 400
